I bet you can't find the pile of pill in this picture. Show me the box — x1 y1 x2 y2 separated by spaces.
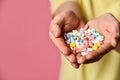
64 27 104 56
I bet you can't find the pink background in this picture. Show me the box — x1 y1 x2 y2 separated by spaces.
0 0 60 80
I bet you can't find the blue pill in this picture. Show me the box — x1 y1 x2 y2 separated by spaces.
79 40 83 45
70 37 75 43
66 34 71 39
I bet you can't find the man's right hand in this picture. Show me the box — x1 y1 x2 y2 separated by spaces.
49 11 85 68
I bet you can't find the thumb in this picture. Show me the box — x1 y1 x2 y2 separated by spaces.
111 33 120 47
50 14 64 38
51 23 62 38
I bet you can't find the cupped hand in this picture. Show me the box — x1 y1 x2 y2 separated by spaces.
77 13 120 64
49 11 85 68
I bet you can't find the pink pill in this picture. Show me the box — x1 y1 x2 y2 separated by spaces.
84 39 89 44
84 43 89 49
76 44 87 53
76 46 83 53
66 39 70 44
77 37 80 40
89 37 94 41
89 40 93 47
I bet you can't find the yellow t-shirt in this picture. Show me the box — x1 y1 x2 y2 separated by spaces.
50 0 120 80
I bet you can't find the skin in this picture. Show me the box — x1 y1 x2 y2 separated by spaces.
49 1 120 68
77 13 120 64
49 11 84 68
49 1 84 68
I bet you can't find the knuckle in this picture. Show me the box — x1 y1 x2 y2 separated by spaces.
69 58 76 63
62 49 70 55
66 54 76 63
64 11 74 16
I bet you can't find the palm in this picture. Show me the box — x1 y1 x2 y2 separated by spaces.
77 13 120 64
49 11 85 68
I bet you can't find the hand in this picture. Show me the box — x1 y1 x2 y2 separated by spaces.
49 11 85 68
77 13 120 64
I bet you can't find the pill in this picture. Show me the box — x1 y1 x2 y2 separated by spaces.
73 35 77 39
66 39 70 44
79 39 84 45
81 51 88 56
87 48 93 52
72 30 78 34
70 43 76 48
64 27 104 56
96 42 101 47
70 37 75 43
89 40 93 47
91 28 96 33
75 40 80 48
92 45 98 50
66 34 71 39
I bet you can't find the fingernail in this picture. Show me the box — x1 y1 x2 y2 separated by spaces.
72 64 80 69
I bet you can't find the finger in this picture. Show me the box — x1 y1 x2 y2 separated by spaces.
66 54 77 63
83 56 102 64
65 53 80 68
50 12 80 36
49 32 71 55
76 53 86 64
50 24 62 38
110 25 120 47
52 14 65 26
111 33 120 47
76 52 102 64
76 20 86 31
109 21 120 47
50 15 64 38
71 63 80 69
86 39 113 60
62 11 80 32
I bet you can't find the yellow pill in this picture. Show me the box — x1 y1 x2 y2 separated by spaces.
96 42 100 47
92 45 98 50
72 30 78 34
70 43 76 48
